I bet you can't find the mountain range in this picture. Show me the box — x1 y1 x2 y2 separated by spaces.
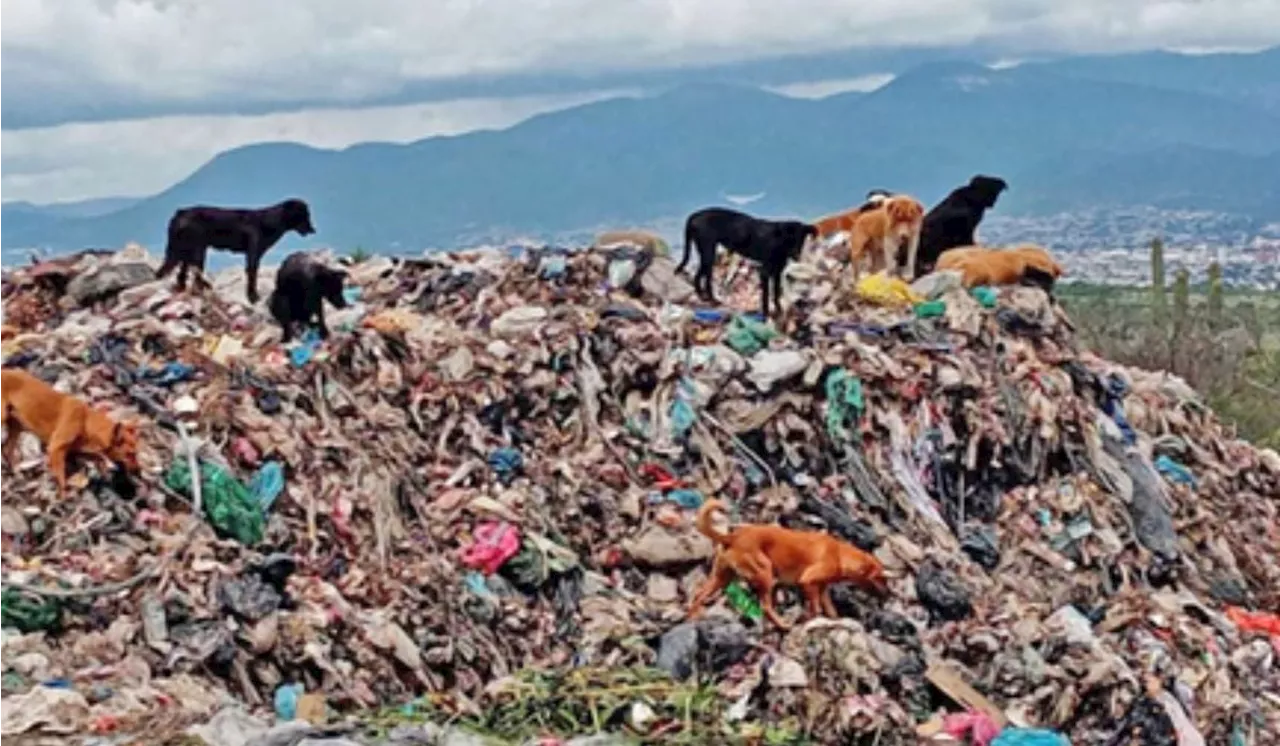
4 47 1279 259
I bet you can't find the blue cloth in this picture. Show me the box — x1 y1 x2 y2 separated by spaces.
1154 454 1196 486
693 309 730 324
141 362 196 386
488 447 524 484
1101 373 1138 444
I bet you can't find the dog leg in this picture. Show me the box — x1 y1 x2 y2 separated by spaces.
688 555 732 619
802 584 824 619
2 420 23 469
316 300 330 340
747 567 787 629
156 256 179 280
882 238 898 280
701 266 718 305
905 227 921 280
46 409 85 496
820 587 839 619
772 266 784 318
758 266 771 319
245 249 263 305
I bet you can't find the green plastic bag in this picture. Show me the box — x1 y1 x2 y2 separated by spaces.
914 299 947 318
165 458 265 545
825 369 865 442
1 588 63 633
971 286 998 308
722 314 777 356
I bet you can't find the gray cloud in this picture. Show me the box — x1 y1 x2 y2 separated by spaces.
4 0 1278 128
3 0 1278 203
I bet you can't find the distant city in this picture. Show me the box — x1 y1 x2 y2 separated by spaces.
980 208 1280 291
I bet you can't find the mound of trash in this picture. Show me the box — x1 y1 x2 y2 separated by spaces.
2 243 1278 746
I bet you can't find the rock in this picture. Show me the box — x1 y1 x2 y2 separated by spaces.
623 526 713 567
655 620 751 680
655 623 701 679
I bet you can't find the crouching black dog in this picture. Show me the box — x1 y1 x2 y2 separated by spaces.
677 207 818 318
268 253 349 342
157 198 316 304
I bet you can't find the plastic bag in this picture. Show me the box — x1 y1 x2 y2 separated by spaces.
991 728 1071 746
824 369 865 442
855 273 924 308
915 559 973 623
914 299 947 318
165 458 265 545
722 314 777 356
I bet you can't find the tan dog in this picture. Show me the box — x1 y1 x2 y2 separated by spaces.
1 369 141 496
818 196 924 282
936 244 1065 288
688 500 889 630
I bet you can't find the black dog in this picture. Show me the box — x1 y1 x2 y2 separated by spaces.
915 175 1007 276
267 253 349 342
677 207 817 318
156 198 316 304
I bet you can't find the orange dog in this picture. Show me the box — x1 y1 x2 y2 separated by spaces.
1 369 141 496
816 196 924 282
688 500 889 629
936 244 1065 288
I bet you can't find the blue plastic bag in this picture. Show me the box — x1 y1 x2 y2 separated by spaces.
274 682 304 721
991 727 1071 746
250 461 285 511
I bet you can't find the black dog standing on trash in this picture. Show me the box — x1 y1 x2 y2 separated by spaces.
915 175 1008 276
156 198 316 304
268 253 349 342
677 207 818 318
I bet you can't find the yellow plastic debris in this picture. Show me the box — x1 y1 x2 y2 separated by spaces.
855 272 924 308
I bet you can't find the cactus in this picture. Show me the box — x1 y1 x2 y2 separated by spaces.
1207 261 1224 327
1172 268 1190 330
1150 237 1167 322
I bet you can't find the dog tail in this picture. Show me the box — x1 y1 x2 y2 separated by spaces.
696 499 732 547
676 218 695 274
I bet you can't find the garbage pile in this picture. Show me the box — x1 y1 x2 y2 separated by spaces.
2 243 1279 746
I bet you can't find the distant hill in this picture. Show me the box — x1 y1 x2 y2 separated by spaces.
5 48 1279 255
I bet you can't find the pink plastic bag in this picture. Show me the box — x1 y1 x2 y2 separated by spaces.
460 522 521 575
943 710 1003 746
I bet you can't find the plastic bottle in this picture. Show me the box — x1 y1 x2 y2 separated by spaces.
725 580 763 622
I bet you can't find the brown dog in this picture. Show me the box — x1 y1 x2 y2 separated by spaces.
936 244 1065 288
1 369 141 496
816 196 925 282
688 500 889 629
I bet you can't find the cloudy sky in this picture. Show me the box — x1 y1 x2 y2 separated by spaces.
4 0 1279 204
